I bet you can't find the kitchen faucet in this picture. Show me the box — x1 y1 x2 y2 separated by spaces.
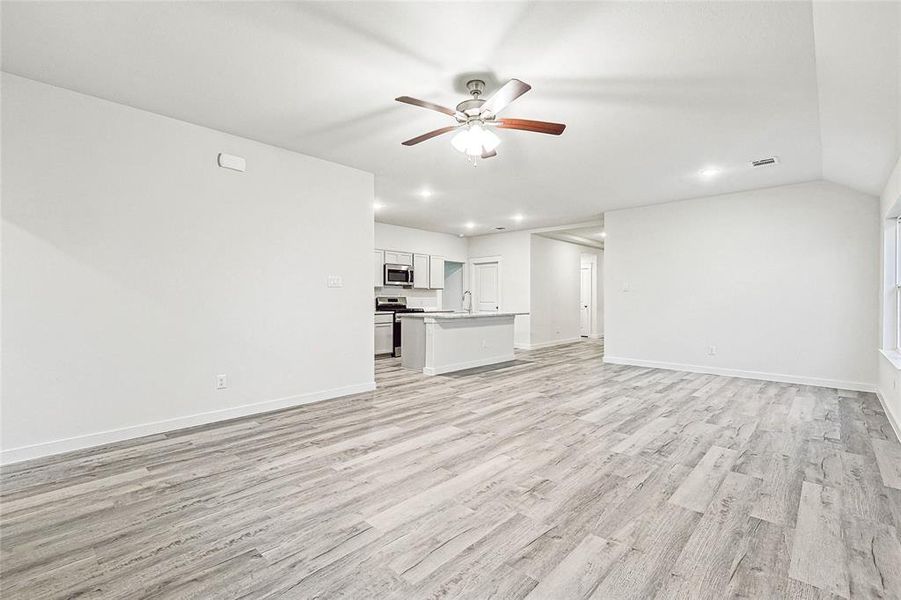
462 290 472 313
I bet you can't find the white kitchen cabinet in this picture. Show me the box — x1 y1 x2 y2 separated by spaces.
375 313 393 355
429 256 445 289
413 254 430 289
383 251 412 266
373 250 384 287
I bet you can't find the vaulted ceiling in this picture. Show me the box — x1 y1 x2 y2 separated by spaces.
3 2 898 235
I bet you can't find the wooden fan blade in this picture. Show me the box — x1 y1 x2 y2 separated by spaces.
497 118 566 135
481 148 497 159
401 125 459 146
396 96 457 117
480 79 531 116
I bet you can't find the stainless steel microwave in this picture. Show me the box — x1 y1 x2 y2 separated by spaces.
383 264 413 287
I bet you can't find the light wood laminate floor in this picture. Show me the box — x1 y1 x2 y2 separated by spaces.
3 339 901 599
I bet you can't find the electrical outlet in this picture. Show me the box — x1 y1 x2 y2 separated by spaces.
707 345 717 356
216 374 228 390
481 340 488 349
327 275 343 288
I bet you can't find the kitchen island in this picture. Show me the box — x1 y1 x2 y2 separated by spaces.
396 312 527 375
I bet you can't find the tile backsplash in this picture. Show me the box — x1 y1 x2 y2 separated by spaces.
374 287 442 309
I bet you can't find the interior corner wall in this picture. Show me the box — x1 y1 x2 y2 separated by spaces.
529 235 583 348
466 231 531 348
604 180 878 391
1 74 375 464
878 156 901 438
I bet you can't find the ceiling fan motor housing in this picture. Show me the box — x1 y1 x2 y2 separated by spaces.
466 79 486 97
457 80 488 117
456 98 486 116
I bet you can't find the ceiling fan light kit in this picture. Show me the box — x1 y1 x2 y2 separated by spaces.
396 78 566 165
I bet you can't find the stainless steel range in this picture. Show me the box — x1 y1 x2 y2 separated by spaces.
375 296 424 357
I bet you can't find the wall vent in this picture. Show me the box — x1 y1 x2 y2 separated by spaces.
750 156 779 168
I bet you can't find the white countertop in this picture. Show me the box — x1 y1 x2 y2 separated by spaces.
396 312 527 320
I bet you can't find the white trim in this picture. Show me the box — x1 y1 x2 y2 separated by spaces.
0 381 376 465
602 356 876 393
587 334 604 340
423 354 516 376
875 389 901 443
519 337 584 350
880 349 901 371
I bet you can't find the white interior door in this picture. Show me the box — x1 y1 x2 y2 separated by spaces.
474 262 500 313
580 265 592 336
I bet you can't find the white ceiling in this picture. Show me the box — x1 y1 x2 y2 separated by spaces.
3 2 898 236
539 226 605 250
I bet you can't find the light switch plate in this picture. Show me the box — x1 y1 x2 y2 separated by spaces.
327 275 343 288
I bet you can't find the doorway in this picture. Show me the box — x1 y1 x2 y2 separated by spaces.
580 263 592 336
469 257 502 313
580 253 600 339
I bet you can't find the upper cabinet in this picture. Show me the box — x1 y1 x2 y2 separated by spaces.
383 251 412 266
429 256 445 289
375 249 444 289
373 250 384 287
413 254 430 289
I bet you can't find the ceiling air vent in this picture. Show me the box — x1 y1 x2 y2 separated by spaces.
750 156 779 168
495 226 506 231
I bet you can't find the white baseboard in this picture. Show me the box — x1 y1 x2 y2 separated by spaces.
587 334 604 340
423 354 515 376
602 356 876 393
0 381 376 466
875 388 901 443
519 337 584 351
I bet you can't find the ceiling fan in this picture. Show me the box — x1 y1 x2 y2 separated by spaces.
396 78 566 163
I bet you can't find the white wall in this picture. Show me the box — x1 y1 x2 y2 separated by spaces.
375 222 467 263
605 180 878 390
467 231 531 347
878 156 901 438
530 235 582 348
443 262 465 312
1 74 375 463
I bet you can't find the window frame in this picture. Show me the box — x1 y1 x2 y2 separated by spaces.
895 216 901 352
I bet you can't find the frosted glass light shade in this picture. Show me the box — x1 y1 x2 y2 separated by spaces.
451 124 501 156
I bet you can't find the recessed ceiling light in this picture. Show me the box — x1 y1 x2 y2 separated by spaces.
600 231 606 238
698 167 721 180
465 222 475 229
373 201 384 210
419 188 433 199
513 214 524 222
458 233 465 238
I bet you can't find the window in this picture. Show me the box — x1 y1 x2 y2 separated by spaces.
895 216 901 351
